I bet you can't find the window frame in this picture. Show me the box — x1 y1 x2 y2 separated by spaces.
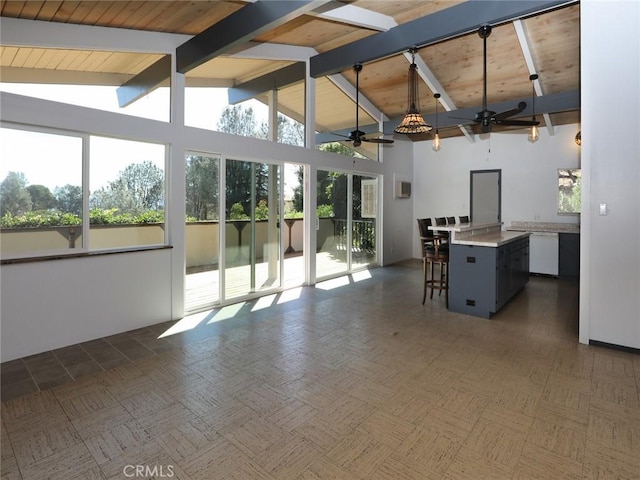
557 168 582 216
0 122 169 261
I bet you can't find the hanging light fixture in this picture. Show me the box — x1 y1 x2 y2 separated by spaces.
575 131 581 146
432 93 441 151
528 73 539 142
394 48 432 135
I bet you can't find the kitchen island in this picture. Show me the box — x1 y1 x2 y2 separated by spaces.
430 222 530 318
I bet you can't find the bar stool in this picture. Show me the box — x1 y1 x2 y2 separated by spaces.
434 216 448 238
423 236 449 307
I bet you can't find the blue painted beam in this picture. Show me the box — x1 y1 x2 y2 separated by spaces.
116 55 171 108
310 0 577 78
228 62 306 105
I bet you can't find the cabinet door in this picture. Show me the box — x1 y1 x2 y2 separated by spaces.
496 247 510 309
449 245 497 318
559 233 580 278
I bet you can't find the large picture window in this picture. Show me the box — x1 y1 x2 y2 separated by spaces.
89 136 166 250
1 48 170 122
0 125 167 259
1 126 83 257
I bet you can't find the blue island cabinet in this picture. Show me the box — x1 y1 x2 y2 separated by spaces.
449 236 530 318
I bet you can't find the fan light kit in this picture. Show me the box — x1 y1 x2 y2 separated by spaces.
394 48 432 135
452 25 541 134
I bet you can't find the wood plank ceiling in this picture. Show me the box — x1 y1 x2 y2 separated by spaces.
0 0 580 141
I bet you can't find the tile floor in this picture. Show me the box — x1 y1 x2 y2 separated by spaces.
1 261 639 479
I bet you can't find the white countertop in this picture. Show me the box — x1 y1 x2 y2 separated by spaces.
428 221 528 247
452 230 530 247
429 222 501 233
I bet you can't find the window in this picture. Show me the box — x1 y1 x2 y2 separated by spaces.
0 47 170 122
0 124 167 259
558 168 581 214
89 136 166 250
1 126 83 258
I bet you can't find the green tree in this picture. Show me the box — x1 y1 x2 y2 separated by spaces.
292 166 304 213
229 202 248 220
278 115 305 146
319 142 357 156
90 161 164 215
559 170 582 213
186 154 219 220
217 105 267 140
54 184 82 216
0 171 31 216
26 185 56 211
218 106 271 214
255 199 269 220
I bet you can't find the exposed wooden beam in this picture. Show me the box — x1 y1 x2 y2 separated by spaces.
327 73 388 122
405 52 475 143
229 42 317 62
513 19 554 135
309 4 395 31
0 67 135 87
310 0 577 78
228 62 306 105
176 0 334 74
116 55 171 108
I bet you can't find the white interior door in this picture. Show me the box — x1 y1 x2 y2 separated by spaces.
471 170 501 224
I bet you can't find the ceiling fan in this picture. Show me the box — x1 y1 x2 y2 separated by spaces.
464 25 540 134
339 64 394 147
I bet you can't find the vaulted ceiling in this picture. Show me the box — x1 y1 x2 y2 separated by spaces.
0 0 580 143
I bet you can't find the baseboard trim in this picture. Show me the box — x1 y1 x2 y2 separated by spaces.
589 339 640 354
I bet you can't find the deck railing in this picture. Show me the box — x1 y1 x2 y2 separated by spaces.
1 217 376 268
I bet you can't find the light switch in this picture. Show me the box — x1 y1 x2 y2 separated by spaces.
599 203 607 215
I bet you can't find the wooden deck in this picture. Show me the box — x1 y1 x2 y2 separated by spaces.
185 251 375 313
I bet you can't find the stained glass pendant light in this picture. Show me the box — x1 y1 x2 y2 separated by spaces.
394 48 432 135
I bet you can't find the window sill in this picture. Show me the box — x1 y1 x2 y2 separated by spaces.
1 245 173 266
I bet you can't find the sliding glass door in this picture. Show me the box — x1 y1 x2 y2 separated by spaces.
316 170 349 278
316 170 379 279
225 159 281 300
184 152 221 313
352 174 378 269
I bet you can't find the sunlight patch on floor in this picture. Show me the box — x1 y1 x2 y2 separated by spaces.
252 294 277 311
158 311 211 338
277 287 302 304
208 302 245 323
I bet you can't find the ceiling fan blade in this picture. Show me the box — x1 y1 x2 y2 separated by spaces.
331 132 351 140
496 119 540 126
363 137 394 144
492 102 527 122
448 116 475 121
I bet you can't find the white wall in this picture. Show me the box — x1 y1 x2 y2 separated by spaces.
0 90 390 362
381 138 415 265
1 250 173 361
411 125 581 259
580 0 640 349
